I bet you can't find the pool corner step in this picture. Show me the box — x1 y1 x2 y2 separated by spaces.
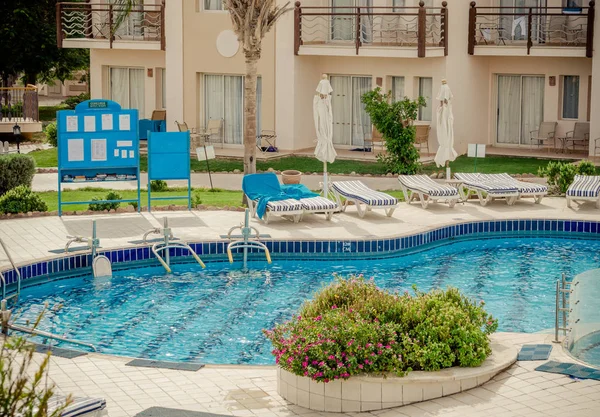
126 359 204 372
35 344 88 359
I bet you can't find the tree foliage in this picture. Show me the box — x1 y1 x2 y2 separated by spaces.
0 0 89 86
362 88 426 175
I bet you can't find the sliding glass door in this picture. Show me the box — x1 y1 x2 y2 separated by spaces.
330 75 372 147
331 0 373 43
110 67 145 116
497 75 544 146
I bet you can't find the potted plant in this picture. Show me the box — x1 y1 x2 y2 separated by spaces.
281 169 302 184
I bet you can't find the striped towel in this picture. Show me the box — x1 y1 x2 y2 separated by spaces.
455 173 518 193
299 196 338 211
266 199 303 212
398 175 459 197
47 396 106 417
566 175 600 198
332 181 398 206
480 173 547 194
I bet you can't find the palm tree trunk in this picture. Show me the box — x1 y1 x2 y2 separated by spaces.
243 53 258 176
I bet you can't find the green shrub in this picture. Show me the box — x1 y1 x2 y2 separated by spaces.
539 160 597 194
192 191 203 206
88 191 122 211
264 276 497 382
0 154 36 196
361 87 426 174
0 186 48 214
62 93 90 109
150 179 169 192
45 121 58 147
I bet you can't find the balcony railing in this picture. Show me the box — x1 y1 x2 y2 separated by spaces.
56 1 165 50
294 1 448 57
468 1 595 57
0 87 39 123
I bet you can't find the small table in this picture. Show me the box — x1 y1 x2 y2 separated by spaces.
445 179 467 203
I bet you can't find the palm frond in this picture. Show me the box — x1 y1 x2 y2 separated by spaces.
110 0 141 36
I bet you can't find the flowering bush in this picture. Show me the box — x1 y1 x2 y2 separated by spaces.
264 276 498 382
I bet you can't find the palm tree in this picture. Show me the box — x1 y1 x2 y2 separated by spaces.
223 0 290 175
113 0 290 176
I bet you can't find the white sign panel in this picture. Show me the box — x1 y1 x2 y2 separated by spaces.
91 139 107 161
467 144 486 158
67 139 84 162
116 140 133 147
114 149 119 157
84 115 96 132
66 116 78 132
119 114 131 131
121 149 128 158
101 114 113 131
129 150 135 158
196 146 216 161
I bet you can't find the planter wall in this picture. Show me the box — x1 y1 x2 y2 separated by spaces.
277 336 517 412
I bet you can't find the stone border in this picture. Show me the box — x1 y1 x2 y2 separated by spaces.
276 335 517 412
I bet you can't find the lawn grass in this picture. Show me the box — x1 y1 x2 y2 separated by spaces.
39 188 245 212
28 147 576 176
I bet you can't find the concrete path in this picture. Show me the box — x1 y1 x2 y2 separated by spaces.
32 172 404 192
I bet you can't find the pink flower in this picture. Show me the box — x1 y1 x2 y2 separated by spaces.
370 352 376 357
358 364 364 369
331 305 337 310
314 316 322 321
328 355 335 360
319 361 325 366
302 361 308 368
347 341 353 346
304 371 309 376
312 360 318 365
377 343 383 348
366 343 372 348
385 345 391 349
297 315 302 320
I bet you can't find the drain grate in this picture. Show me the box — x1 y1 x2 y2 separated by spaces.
135 407 227 417
126 359 204 372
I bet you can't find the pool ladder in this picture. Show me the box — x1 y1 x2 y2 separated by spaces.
554 273 573 343
224 209 272 272
0 238 21 301
147 218 205 273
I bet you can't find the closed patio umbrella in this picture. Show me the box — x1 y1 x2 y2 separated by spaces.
434 79 458 179
313 74 337 198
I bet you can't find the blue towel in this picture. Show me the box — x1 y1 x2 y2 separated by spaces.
242 173 317 219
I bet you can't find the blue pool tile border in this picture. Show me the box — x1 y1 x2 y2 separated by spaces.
3 218 600 288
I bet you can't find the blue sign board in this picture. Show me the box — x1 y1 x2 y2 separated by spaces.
147 131 191 211
56 99 141 215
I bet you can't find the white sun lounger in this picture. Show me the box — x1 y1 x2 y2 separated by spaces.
479 173 547 204
454 173 519 206
397 175 460 209
566 175 600 209
48 396 107 417
331 180 398 218
247 198 304 224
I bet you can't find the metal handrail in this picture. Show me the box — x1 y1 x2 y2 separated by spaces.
9 323 97 352
152 243 206 273
0 239 21 300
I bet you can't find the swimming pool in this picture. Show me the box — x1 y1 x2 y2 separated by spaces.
13 236 600 365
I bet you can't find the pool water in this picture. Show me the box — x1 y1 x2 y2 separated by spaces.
14 237 600 365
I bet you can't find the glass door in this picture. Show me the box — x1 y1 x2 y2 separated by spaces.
499 0 545 43
331 0 355 41
496 75 544 146
331 75 372 147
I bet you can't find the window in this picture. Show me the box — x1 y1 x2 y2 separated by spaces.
110 67 145 116
562 75 580 119
203 0 223 11
392 0 405 12
391 76 405 102
418 77 433 121
203 74 262 145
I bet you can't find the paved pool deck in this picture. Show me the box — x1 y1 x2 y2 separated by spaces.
2 197 600 416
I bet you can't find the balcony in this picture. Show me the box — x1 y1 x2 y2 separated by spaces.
0 86 41 134
294 1 448 58
56 2 164 51
468 1 594 58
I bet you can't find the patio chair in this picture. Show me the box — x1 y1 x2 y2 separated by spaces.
566 175 600 209
479 173 548 204
530 122 557 152
331 180 398 218
48 395 107 417
563 122 589 153
139 110 166 140
257 130 278 153
243 173 338 224
454 173 519 206
199 119 224 148
414 125 431 154
174 120 202 150
398 175 460 209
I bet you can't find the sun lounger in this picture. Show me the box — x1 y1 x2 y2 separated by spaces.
331 180 398 218
243 173 338 223
454 173 519 206
397 175 460 208
479 173 547 204
48 396 107 417
566 175 600 209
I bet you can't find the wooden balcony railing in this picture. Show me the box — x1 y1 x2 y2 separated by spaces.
0 86 39 123
56 1 165 50
468 1 594 57
294 1 448 57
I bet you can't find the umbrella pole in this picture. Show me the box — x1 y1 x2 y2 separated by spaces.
323 162 328 198
446 161 451 180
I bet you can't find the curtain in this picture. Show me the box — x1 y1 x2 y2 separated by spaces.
110 68 129 108
563 76 579 119
418 77 433 121
331 76 352 145
332 0 354 41
224 75 243 144
359 0 373 44
497 75 522 144
392 76 405 102
204 0 222 10
352 76 372 146
256 76 262 134
129 68 145 117
521 76 545 145
204 74 224 127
